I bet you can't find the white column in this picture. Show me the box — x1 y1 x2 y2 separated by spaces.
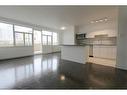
117 7 127 70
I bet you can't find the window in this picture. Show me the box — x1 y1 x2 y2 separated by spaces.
25 34 32 46
42 35 47 45
48 36 52 45
15 32 24 46
42 31 52 35
53 32 58 45
0 22 33 47
14 25 33 46
14 25 32 33
42 31 53 45
0 22 14 47
34 30 41 44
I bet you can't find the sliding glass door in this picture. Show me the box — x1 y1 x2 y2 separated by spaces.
34 30 42 54
42 31 53 54
34 30 58 54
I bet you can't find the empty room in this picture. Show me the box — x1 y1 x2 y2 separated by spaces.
0 6 127 89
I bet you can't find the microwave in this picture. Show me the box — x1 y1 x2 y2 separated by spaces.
76 33 86 40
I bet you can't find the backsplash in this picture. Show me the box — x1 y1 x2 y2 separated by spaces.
76 36 117 46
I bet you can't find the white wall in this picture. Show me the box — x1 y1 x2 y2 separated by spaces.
62 26 75 45
54 31 62 52
0 46 33 60
58 31 63 45
116 7 127 70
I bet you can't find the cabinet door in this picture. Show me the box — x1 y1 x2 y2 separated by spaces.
93 46 100 57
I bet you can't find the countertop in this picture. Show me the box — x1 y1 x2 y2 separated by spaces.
60 44 86 46
61 44 116 46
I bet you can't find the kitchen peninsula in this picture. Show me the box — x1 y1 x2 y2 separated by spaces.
61 44 89 64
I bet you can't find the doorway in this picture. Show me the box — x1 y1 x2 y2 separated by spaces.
42 31 53 54
34 30 42 54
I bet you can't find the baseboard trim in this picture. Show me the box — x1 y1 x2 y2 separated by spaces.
0 55 34 61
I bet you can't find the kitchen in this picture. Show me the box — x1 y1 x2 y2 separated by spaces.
61 16 117 68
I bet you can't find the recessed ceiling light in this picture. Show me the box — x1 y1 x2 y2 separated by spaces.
90 17 108 24
60 26 66 30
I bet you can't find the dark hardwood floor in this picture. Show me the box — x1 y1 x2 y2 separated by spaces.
0 53 127 89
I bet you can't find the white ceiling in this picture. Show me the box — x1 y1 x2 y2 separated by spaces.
0 6 118 30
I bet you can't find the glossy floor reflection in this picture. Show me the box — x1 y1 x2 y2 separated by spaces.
0 53 127 89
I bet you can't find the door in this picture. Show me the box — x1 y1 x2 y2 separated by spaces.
47 35 53 53
34 30 42 54
42 31 53 54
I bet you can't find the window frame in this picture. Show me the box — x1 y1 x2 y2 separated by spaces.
24 33 33 46
14 25 32 33
15 32 24 46
14 25 33 47
52 32 58 45
42 31 53 45
0 21 59 48
42 34 48 45
34 30 42 44
0 22 14 47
